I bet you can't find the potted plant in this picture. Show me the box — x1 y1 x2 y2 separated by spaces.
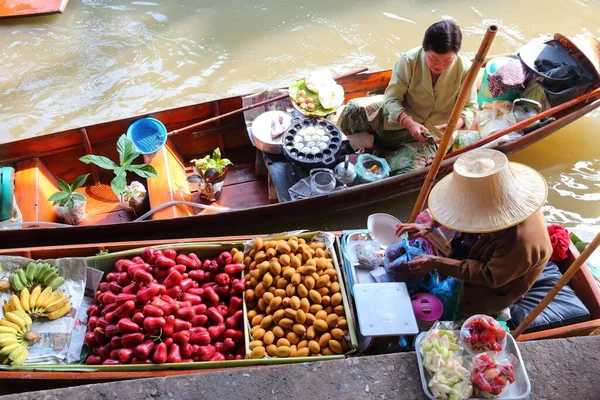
79 135 157 214
48 174 90 225
189 148 232 201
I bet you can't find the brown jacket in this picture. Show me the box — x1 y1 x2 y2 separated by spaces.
432 210 552 315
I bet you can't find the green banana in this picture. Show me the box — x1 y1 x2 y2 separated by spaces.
16 269 28 288
49 276 65 290
10 273 24 292
36 263 51 282
25 262 37 283
42 268 58 286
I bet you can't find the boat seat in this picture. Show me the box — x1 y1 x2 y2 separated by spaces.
509 261 591 333
14 158 60 223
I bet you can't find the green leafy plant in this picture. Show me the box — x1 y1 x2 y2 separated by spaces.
48 174 90 211
79 134 158 196
191 148 232 175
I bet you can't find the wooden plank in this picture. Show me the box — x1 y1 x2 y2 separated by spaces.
14 158 59 223
193 180 269 214
517 319 600 341
0 0 69 19
143 139 195 220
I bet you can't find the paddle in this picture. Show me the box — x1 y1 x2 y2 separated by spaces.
445 86 600 160
409 25 499 223
168 67 369 137
513 232 600 338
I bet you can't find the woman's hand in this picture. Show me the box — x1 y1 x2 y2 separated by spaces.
407 255 439 278
435 117 465 132
406 120 429 142
395 220 435 238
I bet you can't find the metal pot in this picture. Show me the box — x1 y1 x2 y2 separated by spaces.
334 155 357 187
512 98 555 133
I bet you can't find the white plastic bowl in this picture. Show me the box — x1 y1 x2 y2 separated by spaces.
367 213 402 249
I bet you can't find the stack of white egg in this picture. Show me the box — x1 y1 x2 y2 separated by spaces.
293 126 330 154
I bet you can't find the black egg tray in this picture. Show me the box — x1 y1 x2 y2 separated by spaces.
282 117 342 167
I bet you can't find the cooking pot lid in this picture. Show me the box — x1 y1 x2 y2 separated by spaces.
251 111 293 151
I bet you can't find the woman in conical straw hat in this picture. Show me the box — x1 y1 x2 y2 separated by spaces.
396 148 552 316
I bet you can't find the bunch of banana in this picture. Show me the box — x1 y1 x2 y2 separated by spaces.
8 262 65 292
0 311 40 366
3 286 71 320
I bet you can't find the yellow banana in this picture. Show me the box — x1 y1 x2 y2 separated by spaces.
35 286 53 309
10 347 28 365
0 326 18 335
4 312 26 330
19 288 30 313
46 303 71 320
12 311 32 328
2 301 11 314
0 342 20 356
44 295 71 313
0 319 20 331
41 290 62 309
29 285 41 311
0 336 19 348
8 345 26 362
9 294 24 313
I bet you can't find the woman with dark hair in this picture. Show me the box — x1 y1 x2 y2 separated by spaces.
338 20 478 174
383 20 477 145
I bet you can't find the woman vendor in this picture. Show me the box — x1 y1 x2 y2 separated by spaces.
395 149 552 316
338 20 478 174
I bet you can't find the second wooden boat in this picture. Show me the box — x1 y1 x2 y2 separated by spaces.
0 47 599 248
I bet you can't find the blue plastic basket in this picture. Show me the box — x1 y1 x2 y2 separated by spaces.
126 117 167 154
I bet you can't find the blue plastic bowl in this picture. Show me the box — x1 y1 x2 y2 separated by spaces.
126 117 167 154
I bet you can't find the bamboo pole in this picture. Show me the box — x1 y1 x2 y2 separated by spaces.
168 67 369 137
409 25 499 222
513 232 600 338
445 87 600 160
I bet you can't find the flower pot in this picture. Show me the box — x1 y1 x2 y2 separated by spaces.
193 166 228 202
55 199 86 225
119 181 147 214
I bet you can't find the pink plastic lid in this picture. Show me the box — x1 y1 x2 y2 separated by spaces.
411 293 444 322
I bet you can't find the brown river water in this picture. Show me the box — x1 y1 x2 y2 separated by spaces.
0 0 599 233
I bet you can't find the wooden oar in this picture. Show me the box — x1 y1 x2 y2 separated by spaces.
168 67 369 137
445 86 600 159
513 232 600 338
408 25 498 223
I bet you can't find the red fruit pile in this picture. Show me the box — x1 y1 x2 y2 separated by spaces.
84 248 246 365
470 353 515 396
462 315 506 353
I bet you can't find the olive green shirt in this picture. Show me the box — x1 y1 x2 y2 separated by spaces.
383 47 478 131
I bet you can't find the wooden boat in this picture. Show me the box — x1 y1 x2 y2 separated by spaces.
0 231 598 390
0 0 70 19
1 63 599 249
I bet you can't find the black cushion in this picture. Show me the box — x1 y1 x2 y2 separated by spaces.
508 261 591 332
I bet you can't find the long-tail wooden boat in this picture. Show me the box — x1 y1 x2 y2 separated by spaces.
1 59 599 249
0 232 598 391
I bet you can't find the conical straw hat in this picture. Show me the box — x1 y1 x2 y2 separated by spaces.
428 149 547 233
554 33 600 82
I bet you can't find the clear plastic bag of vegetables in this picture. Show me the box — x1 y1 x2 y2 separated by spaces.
470 352 517 398
429 362 473 400
419 321 464 376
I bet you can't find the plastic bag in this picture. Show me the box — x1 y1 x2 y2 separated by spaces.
419 321 464 374
470 353 517 398
460 314 507 354
355 154 390 183
344 239 382 269
55 200 86 225
384 237 436 289
472 102 517 139
430 277 463 321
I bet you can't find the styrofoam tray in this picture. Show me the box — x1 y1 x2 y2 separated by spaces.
415 330 531 400
353 282 419 336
